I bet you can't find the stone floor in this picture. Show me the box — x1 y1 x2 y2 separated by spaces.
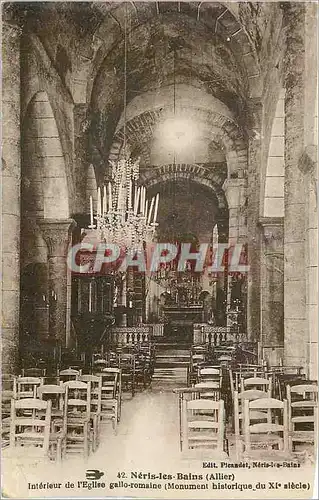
2 385 316 499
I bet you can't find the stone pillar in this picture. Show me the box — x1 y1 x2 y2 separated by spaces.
299 147 318 379
223 178 247 331
223 179 246 246
246 101 263 342
284 4 307 367
2 21 22 374
259 218 284 365
304 4 318 380
38 219 76 347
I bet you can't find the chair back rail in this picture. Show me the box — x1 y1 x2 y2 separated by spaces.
10 398 52 455
15 377 43 399
21 367 47 378
243 397 289 456
287 383 318 453
233 389 271 459
59 369 81 383
181 398 225 454
241 376 272 394
194 382 221 401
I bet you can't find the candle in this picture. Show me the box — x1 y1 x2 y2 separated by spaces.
140 187 144 214
103 185 107 215
134 187 140 215
117 184 122 210
128 180 132 209
90 195 93 226
88 282 92 313
142 186 146 214
147 196 155 224
97 187 101 216
144 199 149 221
153 193 159 223
108 182 112 211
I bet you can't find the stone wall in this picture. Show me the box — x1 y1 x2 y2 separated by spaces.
2 20 21 373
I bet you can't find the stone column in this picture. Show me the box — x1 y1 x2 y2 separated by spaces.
246 101 263 343
223 179 246 246
304 4 318 380
259 218 284 365
299 147 318 379
223 178 247 331
2 21 22 374
284 4 307 367
38 219 76 347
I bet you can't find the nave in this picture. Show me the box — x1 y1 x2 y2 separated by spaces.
1 2 318 498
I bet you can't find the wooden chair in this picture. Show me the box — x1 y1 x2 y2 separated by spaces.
174 386 222 452
2 374 15 448
230 367 266 395
274 370 306 400
194 381 222 400
187 346 207 386
139 343 156 383
134 346 153 389
197 366 221 385
287 383 318 456
63 380 91 458
9 398 51 459
233 389 271 459
240 376 272 394
58 368 81 383
15 376 43 399
181 398 226 456
21 367 46 378
98 368 121 429
243 397 290 459
107 350 120 368
37 385 66 462
119 353 135 397
80 374 102 451
92 358 108 374
238 363 267 375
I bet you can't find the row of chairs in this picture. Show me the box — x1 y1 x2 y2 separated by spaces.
175 363 318 461
225 363 317 459
2 369 122 458
92 344 156 397
187 344 235 386
233 383 318 459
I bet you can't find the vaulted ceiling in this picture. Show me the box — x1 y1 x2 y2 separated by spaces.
10 1 281 181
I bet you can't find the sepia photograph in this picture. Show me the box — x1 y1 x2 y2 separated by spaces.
1 0 318 498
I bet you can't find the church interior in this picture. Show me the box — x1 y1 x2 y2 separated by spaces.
1 1 318 478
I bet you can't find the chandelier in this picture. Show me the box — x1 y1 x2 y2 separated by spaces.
89 158 159 251
88 6 160 253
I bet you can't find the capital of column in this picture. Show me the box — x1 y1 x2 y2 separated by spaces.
38 219 77 258
222 178 246 209
258 217 284 248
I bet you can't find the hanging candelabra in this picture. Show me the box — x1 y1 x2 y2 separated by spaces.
89 158 160 251
88 5 161 253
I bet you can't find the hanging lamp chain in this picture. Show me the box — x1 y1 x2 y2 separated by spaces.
123 2 127 157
